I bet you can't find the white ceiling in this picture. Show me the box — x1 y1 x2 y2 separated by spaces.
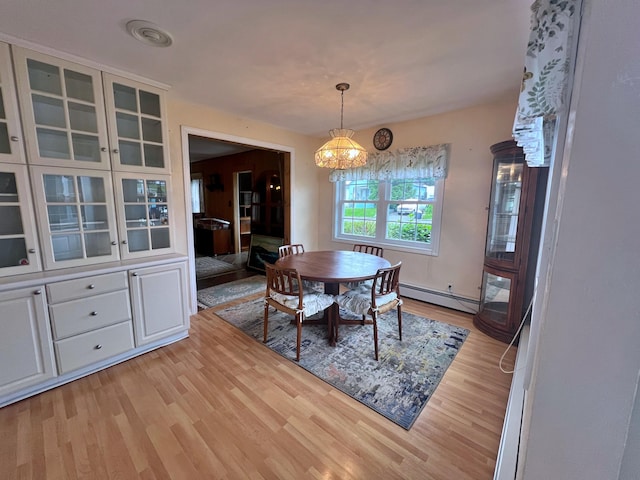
0 0 531 139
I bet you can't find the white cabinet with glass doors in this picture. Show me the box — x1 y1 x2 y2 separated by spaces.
0 42 26 165
113 173 173 259
102 73 169 173
29 166 119 269
12 47 170 173
12 47 111 170
0 164 42 276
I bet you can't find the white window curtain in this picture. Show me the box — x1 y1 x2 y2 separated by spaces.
328 144 450 182
513 0 581 167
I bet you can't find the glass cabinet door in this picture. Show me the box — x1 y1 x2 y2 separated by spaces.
485 156 524 263
113 173 173 259
103 74 169 173
0 42 26 164
12 47 111 169
0 164 41 276
30 166 119 269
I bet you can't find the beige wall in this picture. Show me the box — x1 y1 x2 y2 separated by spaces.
318 96 518 300
167 94 517 303
165 97 322 256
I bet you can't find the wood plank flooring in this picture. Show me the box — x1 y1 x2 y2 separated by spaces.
0 294 516 479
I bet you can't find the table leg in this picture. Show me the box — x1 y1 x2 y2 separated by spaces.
324 282 340 346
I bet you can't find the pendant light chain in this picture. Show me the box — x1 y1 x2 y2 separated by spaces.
340 89 344 130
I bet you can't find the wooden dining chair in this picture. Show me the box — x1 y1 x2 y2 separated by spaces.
353 244 384 257
263 263 334 361
278 244 305 258
335 262 402 361
346 244 385 289
278 243 324 292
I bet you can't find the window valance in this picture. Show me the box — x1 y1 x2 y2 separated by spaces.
328 144 450 182
513 0 580 167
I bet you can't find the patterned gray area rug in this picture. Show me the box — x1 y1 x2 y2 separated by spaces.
197 275 266 309
216 298 469 429
195 256 242 280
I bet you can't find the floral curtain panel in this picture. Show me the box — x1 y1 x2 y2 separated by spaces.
513 0 580 167
328 144 449 182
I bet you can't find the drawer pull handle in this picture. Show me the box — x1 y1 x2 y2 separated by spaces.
90 311 98 316
88 284 96 289
10 136 19 142
122 240 128 244
101 147 107 152
113 148 119 154
95 344 102 350
33 289 42 295
132 272 138 277
28 248 36 254
111 241 117 245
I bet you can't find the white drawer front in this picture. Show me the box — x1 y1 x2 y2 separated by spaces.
50 290 131 340
54 321 134 374
47 271 128 303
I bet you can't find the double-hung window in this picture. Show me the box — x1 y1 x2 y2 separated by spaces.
331 144 449 255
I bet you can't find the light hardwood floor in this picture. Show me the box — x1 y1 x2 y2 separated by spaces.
0 294 516 479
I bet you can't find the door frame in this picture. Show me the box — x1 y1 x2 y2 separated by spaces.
180 126 293 314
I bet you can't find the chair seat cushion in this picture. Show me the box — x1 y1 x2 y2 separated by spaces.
270 290 334 317
335 286 398 316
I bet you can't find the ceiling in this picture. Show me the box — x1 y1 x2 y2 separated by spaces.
0 0 531 143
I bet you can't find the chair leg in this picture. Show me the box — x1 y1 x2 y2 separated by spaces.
397 304 402 341
295 314 302 362
263 302 269 343
372 313 379 361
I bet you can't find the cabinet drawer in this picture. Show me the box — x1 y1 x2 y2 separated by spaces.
50 290 131 340
47 271 128 303
54 321 134 374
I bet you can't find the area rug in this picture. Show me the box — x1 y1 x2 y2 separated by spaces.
195 256 242 280
197 275 266 309
216 297 469 429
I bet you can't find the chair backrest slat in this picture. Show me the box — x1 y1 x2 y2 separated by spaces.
372 262 401 298
265 263 303 298
353 244 384 257
278 244 305 258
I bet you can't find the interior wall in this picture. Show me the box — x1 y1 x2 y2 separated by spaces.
190 149 281 222
165 97 321 256
519 0 640 478
317 96 519 301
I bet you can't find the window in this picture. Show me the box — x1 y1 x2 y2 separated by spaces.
190 174 204 214
330 144 449 255
334 176 444 255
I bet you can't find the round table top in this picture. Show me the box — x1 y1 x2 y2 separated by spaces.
275 250 390 283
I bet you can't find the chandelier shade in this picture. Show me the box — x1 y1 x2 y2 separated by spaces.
314 128 367 169
315 83 367 169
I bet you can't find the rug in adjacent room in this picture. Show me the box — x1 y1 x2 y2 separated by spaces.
197 275 266 309
195 256 242 280
216 297 469 429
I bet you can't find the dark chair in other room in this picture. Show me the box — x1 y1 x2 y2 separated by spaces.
263 263 334 361
335 262 403 360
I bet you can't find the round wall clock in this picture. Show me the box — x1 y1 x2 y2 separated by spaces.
373 128 393 151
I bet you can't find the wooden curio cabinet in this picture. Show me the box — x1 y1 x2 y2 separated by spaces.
473 140 548 343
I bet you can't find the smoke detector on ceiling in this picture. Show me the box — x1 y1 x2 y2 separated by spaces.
126 20 173 47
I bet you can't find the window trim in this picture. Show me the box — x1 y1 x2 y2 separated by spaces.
332 178 445 256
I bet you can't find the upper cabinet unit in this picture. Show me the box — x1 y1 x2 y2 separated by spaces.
103 74 169 173
30 166 120 269
0 43 26 165
12 47 111 170
12 47 170 174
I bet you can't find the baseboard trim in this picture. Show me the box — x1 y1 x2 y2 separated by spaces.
494 323 529 480
400 282 479 314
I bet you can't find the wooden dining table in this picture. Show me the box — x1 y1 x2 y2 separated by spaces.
275 250 390 345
